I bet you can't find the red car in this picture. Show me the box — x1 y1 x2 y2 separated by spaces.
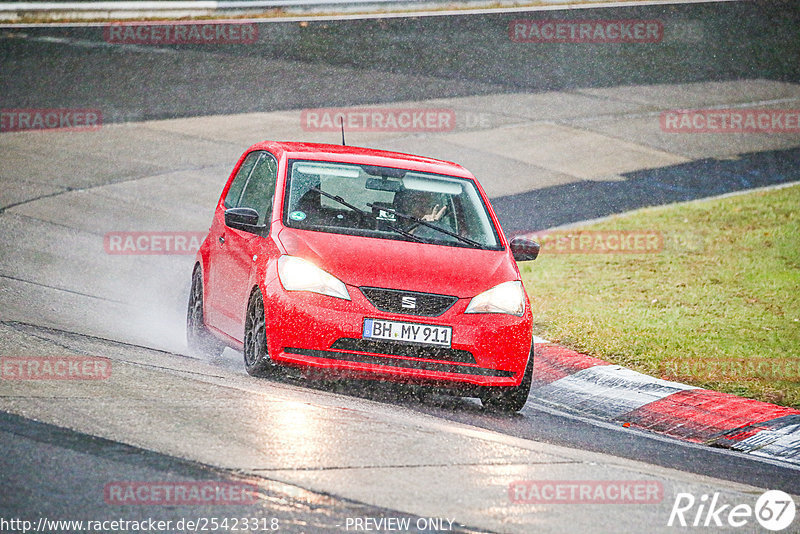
187 142 539 411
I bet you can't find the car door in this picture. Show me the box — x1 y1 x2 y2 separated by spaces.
205 151 259 332
208 151 278 340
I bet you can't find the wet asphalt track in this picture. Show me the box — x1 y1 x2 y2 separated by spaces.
2 1 800 532
1 410 462 534
2 319 799 532
2 1 800 231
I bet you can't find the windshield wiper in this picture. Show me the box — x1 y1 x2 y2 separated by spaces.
309 187 423 243
366 204 484 249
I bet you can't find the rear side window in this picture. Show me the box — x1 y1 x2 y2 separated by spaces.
223 151 279 230
224 151 260 209
239 154 278 225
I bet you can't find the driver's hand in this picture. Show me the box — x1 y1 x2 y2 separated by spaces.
422 204 447 222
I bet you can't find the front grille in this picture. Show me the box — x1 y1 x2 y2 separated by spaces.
360 287 458 317
331 338 476 364
284 347 514 378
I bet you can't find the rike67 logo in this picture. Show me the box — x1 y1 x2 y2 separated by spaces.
668 490 796 531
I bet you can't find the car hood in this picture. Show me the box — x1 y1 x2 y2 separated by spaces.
276 228 518 298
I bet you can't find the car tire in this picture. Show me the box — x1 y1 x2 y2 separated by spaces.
243 288 274 377
186 265 226 358
479 349 534 413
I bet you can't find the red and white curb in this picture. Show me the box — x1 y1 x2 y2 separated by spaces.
530 338 800 466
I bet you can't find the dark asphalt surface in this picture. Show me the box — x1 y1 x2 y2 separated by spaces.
289 372 800 496
497 146 800 234
0 410 487 534
2 1 799 231
2 321 799 520
1 1 800 530
2 2 798 122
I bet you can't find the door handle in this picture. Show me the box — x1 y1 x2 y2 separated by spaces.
218 236 225 245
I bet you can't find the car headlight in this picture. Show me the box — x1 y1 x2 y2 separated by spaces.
465 280 526 316
277 255 351 300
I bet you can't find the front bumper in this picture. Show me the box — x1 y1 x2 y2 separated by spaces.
262 278 533 388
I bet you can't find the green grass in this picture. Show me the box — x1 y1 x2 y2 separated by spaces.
520 184 800 408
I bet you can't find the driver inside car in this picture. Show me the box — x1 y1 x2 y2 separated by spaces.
393 189 451 237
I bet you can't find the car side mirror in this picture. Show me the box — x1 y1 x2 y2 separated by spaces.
510 237 540 261
224 207 265 233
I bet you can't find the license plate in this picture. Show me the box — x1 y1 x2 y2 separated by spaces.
363 318 452 348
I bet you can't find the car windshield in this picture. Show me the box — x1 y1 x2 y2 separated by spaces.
283 160 502 249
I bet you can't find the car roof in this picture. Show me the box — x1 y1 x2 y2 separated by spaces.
247 141 475 180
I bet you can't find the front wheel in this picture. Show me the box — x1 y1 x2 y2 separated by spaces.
243 289 274 377
479 350 534 413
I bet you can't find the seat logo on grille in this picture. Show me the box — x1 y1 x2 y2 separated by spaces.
401 296 417 309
